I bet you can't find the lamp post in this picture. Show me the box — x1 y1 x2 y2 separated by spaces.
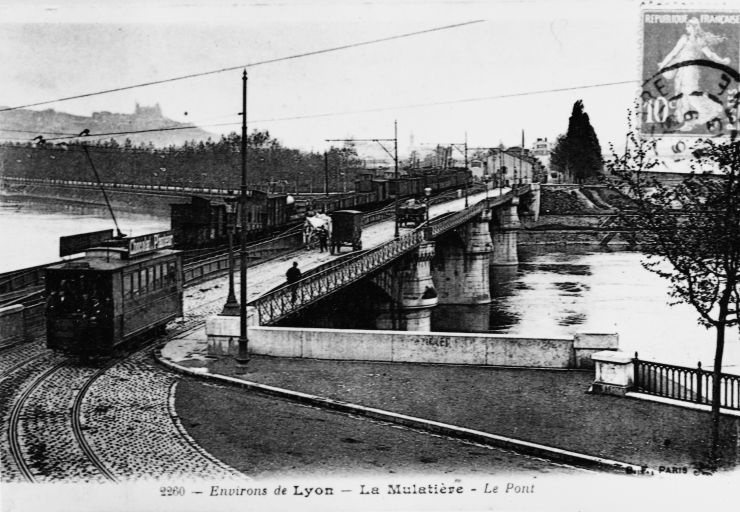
236 69 249 364
424 186 432 224
221 194 239 316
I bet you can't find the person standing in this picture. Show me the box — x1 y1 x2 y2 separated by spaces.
317 226 328 253
286 261 302 302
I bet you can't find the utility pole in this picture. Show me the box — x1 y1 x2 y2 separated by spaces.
326 120 399 237
236 69 249 365
424 140 469 206
464 133 469 207
324 151 329 197
394 120 399 238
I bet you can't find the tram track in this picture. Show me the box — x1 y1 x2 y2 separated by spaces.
2 303 228 483
70 360 120 483
5 357 69 482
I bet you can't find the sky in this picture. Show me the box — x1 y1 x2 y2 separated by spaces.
0 0 654 158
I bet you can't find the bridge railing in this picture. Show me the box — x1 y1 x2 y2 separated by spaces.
183 228 303 287
250 227 427 325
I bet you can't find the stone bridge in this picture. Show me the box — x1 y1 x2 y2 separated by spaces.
245 184 540 331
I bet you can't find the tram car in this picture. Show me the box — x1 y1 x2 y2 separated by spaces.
45 232 183 357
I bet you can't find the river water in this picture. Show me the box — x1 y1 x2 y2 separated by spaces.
0 195 170 273
433 247 740 372
2 195 738 372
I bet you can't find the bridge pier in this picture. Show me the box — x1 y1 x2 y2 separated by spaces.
490 197 520 266
432 210 493 304
373 241 437 331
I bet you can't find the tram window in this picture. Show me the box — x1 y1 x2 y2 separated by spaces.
154 264 161 284
124 274 131 297
131 273 139 295
139 269 147 292
147 267 154 287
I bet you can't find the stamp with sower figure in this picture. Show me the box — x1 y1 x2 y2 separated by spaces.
642 10 740 136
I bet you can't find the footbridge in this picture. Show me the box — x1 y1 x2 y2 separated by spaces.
248 184 540 327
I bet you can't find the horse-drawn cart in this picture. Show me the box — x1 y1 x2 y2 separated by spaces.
330 210 363 254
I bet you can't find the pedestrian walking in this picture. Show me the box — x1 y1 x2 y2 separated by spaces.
286 261 302 302
318 226 328 253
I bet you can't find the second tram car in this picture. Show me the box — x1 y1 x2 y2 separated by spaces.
45 232 183 357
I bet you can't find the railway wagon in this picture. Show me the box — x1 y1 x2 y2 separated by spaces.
45 234 183 357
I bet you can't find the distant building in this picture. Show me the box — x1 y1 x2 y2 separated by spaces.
531 137 551 169
484 148 538 185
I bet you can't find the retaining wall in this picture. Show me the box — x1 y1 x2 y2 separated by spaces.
206 323 618 369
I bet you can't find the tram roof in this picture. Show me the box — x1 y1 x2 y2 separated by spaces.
47 248 179 272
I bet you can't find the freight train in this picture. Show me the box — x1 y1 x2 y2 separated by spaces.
171 169 472 249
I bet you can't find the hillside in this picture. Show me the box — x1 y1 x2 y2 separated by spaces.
0 103 213 148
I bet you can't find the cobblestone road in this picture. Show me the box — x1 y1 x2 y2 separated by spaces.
0 299 242 483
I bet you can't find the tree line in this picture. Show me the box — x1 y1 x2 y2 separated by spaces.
0 130 362 193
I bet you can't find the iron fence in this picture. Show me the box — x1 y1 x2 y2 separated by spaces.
633 353 740 410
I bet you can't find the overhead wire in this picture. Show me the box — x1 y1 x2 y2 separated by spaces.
3 79 638 147
0 20 485 113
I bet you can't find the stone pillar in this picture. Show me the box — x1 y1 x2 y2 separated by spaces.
432 210 493 305
529 183 541 222
589 350 634 396
490 197 520 266
374 241 437 332
206 306 259 356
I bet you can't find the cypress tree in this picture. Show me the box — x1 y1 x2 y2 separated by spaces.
550 100 604 183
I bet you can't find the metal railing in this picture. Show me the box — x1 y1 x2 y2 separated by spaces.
633 353 740 410
250 189 517 325
183 229 303 287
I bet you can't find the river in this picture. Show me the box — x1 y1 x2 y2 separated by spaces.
2 195 738 372
433 247 740 372
0 195 170 273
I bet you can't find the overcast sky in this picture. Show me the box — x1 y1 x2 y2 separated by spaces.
0 0 644 156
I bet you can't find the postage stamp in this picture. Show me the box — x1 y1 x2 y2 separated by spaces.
641 10 740 137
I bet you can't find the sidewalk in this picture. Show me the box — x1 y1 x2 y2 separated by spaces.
158 327 739 472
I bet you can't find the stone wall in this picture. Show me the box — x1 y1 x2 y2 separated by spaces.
1 181 187 216
207 323 619 369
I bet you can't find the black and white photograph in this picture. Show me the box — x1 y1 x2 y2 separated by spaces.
1 0 739 510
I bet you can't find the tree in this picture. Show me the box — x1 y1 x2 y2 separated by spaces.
606 124 740 469
549 133 568 177
554 100 604 183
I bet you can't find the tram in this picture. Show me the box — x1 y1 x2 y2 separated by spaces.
45 231 183 356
